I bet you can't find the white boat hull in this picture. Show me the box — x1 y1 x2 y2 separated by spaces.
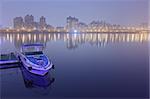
22 61 52 76
16 52 53 76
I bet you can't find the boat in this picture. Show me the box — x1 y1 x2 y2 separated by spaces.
16 43 54 76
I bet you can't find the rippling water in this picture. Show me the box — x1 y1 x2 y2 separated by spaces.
0 32 149 99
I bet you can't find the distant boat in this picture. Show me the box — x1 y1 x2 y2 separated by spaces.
16 43 54 76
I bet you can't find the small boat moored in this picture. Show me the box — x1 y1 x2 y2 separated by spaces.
16 43 54 76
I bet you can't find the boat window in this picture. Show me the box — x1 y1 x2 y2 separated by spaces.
25 51 43 55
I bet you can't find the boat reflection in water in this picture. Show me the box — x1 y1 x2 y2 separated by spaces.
20 65 55 94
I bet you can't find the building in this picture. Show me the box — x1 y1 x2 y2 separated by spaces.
66 16 79 32
24 15 34 29
33 22 39 30
139 23 148 30
56 27 65 32
39 16 47 30
46 25 54 31
78 22 87 28
13 17 24 29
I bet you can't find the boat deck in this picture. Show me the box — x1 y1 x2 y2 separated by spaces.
0 53 20 69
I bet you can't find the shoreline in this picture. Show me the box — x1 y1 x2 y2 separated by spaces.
0 31 149 34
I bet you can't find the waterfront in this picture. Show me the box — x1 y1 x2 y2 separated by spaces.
0 32 149 99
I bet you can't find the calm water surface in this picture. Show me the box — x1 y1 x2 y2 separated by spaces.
0 32 149 99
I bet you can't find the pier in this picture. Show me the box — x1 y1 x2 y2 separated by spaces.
0 53 20 69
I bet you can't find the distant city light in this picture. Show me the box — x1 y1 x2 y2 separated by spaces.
33 27 37 30
0 15 149 33
74 30 77 33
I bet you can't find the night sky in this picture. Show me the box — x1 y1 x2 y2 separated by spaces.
0 0 149 27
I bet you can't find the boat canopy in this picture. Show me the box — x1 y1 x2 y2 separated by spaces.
22 44 44 53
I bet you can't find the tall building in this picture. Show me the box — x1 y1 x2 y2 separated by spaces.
39 16 47 29
13 17 24 29
78 22 87 28
24 15 34 29
33 22 39 30
78 22 87 32
66 16 79 31
46 25 54 31
89 20 114 30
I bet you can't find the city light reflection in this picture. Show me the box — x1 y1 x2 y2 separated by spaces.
0 32 149 49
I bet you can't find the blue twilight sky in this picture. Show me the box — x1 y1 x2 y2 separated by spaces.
0 0 149 27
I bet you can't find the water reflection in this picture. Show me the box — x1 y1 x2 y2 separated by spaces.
0 32 149 98
20 66 55 95
0 32 149 49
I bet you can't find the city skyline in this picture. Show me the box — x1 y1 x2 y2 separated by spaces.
13 15 124 28
12 14 149 28
0 0 149 27
0 14 147 33
0 14 148 34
